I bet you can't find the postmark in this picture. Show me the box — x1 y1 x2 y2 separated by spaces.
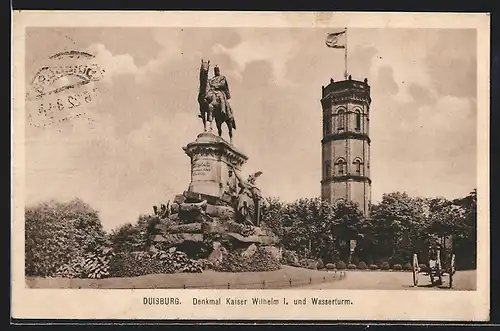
26 50 104 129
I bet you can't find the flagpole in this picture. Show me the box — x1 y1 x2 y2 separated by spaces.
344 27 348 80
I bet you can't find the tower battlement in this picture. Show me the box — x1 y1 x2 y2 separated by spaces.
321 77 371 100
320 77 372 216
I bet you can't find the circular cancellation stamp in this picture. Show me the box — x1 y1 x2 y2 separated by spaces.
26 51 105 129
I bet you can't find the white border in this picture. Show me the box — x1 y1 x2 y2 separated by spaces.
11 11 490 321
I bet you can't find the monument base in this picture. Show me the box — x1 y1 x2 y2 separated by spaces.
183 132 248 200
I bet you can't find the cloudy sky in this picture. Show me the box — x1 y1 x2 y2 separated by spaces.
24 27 477 230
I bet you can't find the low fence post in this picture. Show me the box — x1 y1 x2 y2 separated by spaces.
289 278 292 288
183 284 186 289
262 280 266 289
227 282 230 289
309 277 312 284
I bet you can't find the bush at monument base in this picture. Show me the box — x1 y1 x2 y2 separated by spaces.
108 250 203 278
369 264 378 270
214 247 281 272
280 249 300 266
381 261 390 270
357 261 368 270
325 263 336 270
316 259 325 270
336 261 347 270
393 263 403 271
347 263 357 270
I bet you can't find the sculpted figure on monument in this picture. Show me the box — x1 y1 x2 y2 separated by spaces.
222 167 240 205
230 166 264 226
198 60 237 143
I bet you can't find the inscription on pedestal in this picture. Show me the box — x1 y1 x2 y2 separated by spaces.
192 160 212 179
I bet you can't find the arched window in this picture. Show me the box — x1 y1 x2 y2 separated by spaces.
337 110 345 132
324 160 331 177
355 110 361 131
335 158 346 175
353 158 363 175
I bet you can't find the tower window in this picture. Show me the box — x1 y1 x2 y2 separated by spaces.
336 158 346 175
355 111 361 131
353 159 363 175
337 110 345 131
324 160 331 177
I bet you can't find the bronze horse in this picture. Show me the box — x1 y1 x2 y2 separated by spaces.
198 60 236 143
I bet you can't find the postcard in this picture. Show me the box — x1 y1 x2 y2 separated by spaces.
12 11 490 321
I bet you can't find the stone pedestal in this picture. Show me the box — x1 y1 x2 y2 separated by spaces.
183 133 248 200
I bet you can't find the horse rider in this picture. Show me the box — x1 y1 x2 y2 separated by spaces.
209 66 234 121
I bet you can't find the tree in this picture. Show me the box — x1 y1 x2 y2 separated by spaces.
370 192 429 264
109 214 160 253
260 197 285 237
25 198 107 277
280 197 366 263
426 189 477 270
330 199 367 263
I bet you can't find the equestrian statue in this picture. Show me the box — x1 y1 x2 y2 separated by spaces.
198 59 237 143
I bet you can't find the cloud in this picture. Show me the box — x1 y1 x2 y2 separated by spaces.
85 43 140 81
213 29 299 86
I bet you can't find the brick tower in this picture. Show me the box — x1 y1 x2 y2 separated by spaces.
320 76 372 216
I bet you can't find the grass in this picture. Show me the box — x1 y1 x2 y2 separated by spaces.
26 266 346 289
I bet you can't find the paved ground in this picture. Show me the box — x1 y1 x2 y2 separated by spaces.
297 270 476 291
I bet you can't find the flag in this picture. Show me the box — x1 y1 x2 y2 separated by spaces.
325 31 346 48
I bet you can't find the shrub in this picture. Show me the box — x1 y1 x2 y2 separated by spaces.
351 256 360 265
300 258 318 269
357 261 368 270
78 246 115 279
326 263 336 270
199 259 214 271
248 247 281 272
214 247 281 272
336 261 346 270
306 262 317 270
316 259 325 270
403 263 412 271
347 263 357 270
109 250 203 277
109 223 146 253
25 199 107 277
393 264 402 271
369 264 378 270
280 249 299 266
381 261 390 270
110 251 172 277
55 257 84 278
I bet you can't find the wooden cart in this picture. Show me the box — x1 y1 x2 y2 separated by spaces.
412 235 456 288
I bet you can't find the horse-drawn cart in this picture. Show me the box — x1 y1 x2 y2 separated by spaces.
412 235 456 288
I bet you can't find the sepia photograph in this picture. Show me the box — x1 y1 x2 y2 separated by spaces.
12 11 490 321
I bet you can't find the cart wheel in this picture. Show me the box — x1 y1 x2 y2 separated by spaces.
412 253 419 286
449 254 456 289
